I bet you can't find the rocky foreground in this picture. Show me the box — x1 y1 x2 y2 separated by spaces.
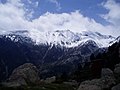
0 63 75 90
0 62 120 90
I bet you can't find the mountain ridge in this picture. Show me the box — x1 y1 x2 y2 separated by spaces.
0 30 116 48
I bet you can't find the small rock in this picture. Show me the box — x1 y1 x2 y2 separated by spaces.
44 76 56 83
78 84 101 90
115 63 120 68
63 80 78 86
101 68 114 78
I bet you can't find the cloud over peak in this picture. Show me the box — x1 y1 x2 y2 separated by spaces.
0 0 119 37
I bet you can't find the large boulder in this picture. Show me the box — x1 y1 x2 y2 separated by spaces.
3 63 40 87
78 68 116 90
114 63 120 83
101 68 116 89
78 79 102 90
112 83 120 90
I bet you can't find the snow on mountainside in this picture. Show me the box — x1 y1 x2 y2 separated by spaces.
0 30 34 44
0 30 116 48
79 31 115 47
109 36 120 45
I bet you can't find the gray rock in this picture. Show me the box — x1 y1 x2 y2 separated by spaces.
44 76 56 83
4 63 40 87
115 63 120 68
101 68 114 78
63 80 78 86
78 79 102 90
78 84 101 90
101 68 116 89
112 83 120 90
78 68 116 90
9 63 40 83
114 63 120 83
78 78 115 90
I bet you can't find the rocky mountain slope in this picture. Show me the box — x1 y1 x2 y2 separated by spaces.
0 30 118 81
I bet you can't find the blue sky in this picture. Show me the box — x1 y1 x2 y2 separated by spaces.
32 0 102 22
15 0 109 24
34 0 107 23
0 0 115 24
0 0 120 36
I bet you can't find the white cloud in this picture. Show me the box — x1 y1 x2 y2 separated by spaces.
0 0 28 30
31 11 111 34
0 0 34 31
101 0 120 36
101 0 120 25
0 0 119 37
7 0 23 7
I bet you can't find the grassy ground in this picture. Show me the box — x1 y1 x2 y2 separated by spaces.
0 83 75 90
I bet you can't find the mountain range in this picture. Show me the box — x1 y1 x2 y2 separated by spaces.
1 30 115 47
0 30 119 81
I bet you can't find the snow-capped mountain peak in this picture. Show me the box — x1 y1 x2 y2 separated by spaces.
79 31 115 47
29 30 116 47
0 30 116 48
45 30 81 47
